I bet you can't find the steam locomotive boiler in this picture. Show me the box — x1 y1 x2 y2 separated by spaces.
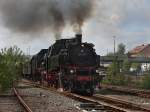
26 34 101 96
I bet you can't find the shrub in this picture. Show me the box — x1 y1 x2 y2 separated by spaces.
102 61 131 86
102 73 131 86
122 59 131 72
141 74 150 89
0 46 25 92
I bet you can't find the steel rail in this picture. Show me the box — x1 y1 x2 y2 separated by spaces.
101 84 150 98
93 94 150 112
13 87 33 112
61 92 130 112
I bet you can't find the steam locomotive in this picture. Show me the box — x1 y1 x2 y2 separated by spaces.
23 34 101 96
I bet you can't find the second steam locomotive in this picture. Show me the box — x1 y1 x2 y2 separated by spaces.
23 34 101 96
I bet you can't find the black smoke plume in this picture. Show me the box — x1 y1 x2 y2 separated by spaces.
0 0 95 39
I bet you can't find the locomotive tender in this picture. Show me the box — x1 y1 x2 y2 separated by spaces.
24 34 101 96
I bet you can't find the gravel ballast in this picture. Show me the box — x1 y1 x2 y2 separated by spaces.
0 90 24 112
17 84 81 112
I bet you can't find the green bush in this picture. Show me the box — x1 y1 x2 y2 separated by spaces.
102 73 131 86
122 59 131 72
102 61 131 86
0 46 25 92
141 75 150 89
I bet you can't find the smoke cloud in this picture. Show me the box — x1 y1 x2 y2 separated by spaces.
0 0 95 39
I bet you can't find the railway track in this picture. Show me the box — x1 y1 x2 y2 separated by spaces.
13 87 33 112
101 84 150 98
63 92 130 112
0 95 24 112
17 81 80 112
63 92 150 112
93 94 150 112
22 80 124 111
0 88 32 112
22 79 150 112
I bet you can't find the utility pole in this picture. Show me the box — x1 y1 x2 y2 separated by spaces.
113 36 116 55
28 46 31 57
113 36 117 75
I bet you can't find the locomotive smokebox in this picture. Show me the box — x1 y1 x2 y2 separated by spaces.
75 34 82 43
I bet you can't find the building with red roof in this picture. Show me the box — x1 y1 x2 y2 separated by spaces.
129 44 150 58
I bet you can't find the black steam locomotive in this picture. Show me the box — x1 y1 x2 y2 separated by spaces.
23 34 101 96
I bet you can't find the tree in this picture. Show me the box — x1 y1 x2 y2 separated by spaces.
107 43 126 57
0 46 26 92
102 62 128 86
141 74 150 89
123 59 131 72
103 43 132 85
117 43 126 56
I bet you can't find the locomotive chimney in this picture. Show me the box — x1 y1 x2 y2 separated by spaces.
75 34 82 43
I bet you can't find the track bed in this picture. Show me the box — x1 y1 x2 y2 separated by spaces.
0 93 25 112
22 79 150 112
17 82 80 112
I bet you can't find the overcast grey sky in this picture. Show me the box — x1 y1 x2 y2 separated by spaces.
0 0 150 55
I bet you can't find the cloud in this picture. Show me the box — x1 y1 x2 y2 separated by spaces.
90 0 150 54
0 0 150 55
0 0 95 39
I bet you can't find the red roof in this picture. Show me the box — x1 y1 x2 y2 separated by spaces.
130 44 150 54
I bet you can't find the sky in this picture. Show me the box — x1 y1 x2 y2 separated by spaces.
0 0 150 56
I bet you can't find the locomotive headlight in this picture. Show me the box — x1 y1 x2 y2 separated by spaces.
96 69 100 73
81 44 84 47
70 69 74 74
